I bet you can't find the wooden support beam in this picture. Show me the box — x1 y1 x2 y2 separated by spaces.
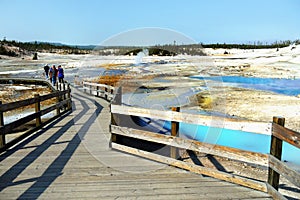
96 85 99 97
56 92 61 115
0 101 5 148
110 104 117 145
268 116 285 190
110 87 122 146
110 88 114 99
171 107 180 159
113 86 122 105
67 84 72 110
63 83 66 103
34 94 41 127
105 87 108 100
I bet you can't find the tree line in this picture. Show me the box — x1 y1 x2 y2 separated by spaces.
98 39 299 56
1 38 299 57
201 40 299 49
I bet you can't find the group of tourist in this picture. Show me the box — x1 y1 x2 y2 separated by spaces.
43 64 64 86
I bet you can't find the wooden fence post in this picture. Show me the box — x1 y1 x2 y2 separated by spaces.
34 94 41 127
268 116 285 190
110 86 114 101
56 92 61 115
105 87 108 100
110 104 117 145
171 107 180 159
67 84 72 110
110 86 122 145
62 83 66 111
114 86 122 105
96 85 99 97
90 84 92 95
0 101 5 148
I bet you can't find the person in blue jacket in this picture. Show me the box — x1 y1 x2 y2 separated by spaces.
57 65 64 83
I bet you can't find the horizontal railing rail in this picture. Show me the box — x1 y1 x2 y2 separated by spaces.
0 90 69 113
272 123 300 148
111 104 272 135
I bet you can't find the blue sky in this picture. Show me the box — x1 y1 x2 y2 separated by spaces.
0 0 299 45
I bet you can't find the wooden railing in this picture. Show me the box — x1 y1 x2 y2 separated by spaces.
82 81 115 101
109 86 300 200
0 80 72 152
267 117 300 199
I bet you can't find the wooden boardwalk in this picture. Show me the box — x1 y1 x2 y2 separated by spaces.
0 87 272 199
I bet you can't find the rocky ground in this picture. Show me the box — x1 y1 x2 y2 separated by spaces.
194 85 300 132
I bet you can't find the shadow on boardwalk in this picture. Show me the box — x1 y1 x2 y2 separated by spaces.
0 92 103 199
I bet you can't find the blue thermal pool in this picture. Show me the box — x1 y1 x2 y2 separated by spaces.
191 76 300 96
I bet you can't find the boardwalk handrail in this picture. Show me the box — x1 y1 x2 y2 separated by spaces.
110 105 269 192
111 104 272 135
0 81 72 152
109 86 300 200
82 81 115 101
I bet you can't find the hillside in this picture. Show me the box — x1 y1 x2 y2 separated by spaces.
0 40 89 58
